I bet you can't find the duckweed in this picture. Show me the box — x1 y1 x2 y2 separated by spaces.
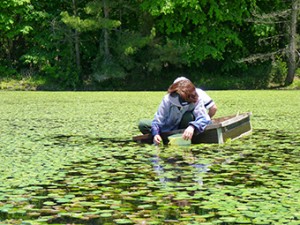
0 91 299 224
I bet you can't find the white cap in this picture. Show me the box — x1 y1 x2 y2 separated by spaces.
173 76 190 84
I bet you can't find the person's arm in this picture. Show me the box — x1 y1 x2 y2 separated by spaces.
153 134 162 145
188 102 211 134
151 96 169 145
197 89 217 118
208 104 217 118
182 125 195 140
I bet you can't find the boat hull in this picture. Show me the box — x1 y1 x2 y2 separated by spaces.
133 112 252 144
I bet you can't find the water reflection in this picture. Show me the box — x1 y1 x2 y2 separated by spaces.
151 148 211 187
192 163 210 186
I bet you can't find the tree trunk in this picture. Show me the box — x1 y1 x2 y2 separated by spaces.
74 30 81 71
103 0 111 61
72 0 82 74
285 0 299 86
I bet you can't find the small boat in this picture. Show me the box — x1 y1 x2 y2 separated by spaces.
133 112 252 144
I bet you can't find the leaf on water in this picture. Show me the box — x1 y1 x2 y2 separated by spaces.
100 212 112 217
114 219 133 224
43 201 56 206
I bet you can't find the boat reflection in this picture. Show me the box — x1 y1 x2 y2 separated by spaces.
151 149 211 187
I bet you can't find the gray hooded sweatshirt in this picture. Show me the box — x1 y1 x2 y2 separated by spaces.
151 89 211 136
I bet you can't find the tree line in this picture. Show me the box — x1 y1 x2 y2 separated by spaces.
0 0 299 90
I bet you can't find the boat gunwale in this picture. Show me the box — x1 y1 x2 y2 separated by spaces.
132 112 252 143
206 112 252 130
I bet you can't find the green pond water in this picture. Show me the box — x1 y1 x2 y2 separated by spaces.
0 91 299 225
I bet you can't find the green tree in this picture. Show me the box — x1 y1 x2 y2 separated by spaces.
1 0 297 90
0 0 34 75
240 0 299 86
25 0 93 88
140 0 255 68
61 0 131 82
61 0 169 83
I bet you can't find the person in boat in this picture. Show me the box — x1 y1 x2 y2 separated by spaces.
139 77 212 145
174 77 217 118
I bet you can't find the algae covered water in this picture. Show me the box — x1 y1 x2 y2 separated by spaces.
0 91 299 224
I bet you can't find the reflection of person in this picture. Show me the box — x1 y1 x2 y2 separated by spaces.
173 77 217 118
152 149 211 186
138 77 211 145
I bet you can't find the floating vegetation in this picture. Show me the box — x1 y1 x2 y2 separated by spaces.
0 91 299 224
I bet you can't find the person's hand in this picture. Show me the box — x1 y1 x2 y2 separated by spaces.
182 125 195 140
153 134 162 145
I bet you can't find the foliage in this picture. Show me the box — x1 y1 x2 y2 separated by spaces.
281 76 300 89
0 0 298 89
0 0 35 75
0 91 299 224
269 57 288 86
61 12 121 33
141 0 254 65
242 0 298 86
0 0 33 38
0 76 45 90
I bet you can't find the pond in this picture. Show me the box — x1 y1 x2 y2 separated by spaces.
0 91 299 225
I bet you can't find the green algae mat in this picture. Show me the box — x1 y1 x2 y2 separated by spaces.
0 91 299 225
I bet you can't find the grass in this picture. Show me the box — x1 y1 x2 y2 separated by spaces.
0 90 299 225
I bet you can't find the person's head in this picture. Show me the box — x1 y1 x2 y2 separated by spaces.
173 76 190 84
168 78 198 103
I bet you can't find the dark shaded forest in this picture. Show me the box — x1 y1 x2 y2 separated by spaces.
0 0 299 90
